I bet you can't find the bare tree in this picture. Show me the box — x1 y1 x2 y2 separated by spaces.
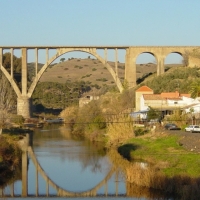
0 72 16 133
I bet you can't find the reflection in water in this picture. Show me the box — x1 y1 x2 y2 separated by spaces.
2 124 188 199
1 125 127 198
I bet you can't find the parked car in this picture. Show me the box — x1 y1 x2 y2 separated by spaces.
164 123 181 130
191 125 200 133
164 123 176 130
185 125 196 132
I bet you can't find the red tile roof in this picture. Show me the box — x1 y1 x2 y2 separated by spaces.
136 87 191 98
161 91 191 98
180 94 191 98
136 86 153 92
143 94 186 101
161 91 179 98
143 94 164 100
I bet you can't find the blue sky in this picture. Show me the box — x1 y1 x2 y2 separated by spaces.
0 0 200 63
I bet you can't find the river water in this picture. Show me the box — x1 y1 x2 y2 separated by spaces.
1 124 156 199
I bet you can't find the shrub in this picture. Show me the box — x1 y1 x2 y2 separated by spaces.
60 106 78 130
86 74 92 77
11 115 25 126
68 101 106 138
96 78 107 82
106 115 134 147
134 127 149 136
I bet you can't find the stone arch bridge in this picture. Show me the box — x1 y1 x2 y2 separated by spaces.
0 46 199 118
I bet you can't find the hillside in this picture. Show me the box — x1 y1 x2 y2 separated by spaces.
138 66 200 94
28 58 184 88
30 59 200 112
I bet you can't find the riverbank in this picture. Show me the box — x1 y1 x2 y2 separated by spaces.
115 130 200 200
119 130 200 177
0 124 38 188
0 134 23 186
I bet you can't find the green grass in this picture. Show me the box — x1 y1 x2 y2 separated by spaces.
126 135 200 177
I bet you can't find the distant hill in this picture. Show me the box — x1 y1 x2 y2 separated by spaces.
28 58 182 87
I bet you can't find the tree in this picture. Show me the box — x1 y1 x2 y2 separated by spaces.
60 58 65 62
189 80 200 98
2 52 22 73
147 107 161 121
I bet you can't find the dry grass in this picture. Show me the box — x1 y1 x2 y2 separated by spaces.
108 148 200 200
106 115 134 147
37 58 159 86
39 59 125 86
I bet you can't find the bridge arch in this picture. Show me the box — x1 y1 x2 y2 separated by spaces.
164 52 184 70
135 51 158 64
136 51 158 75
28 48 124 97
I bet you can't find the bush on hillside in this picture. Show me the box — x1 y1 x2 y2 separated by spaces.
141 67 200 94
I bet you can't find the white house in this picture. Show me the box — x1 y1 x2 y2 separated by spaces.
136 86 200 114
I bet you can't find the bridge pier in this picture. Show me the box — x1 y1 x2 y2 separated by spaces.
17 96 32 118
125 48 136 88
157 56 165 75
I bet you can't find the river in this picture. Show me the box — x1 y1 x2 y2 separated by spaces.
1 124 160 199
